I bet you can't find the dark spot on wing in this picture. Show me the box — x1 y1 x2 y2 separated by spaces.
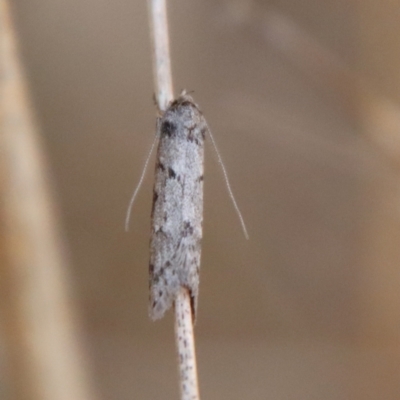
200 126 207 140
168 167 177 179
187 125 202 146
151 191 158 218
187 126 195 142
157 161 165 171
161 120 176 137
182 221 194 237
153 190 159 203
151 273 160 284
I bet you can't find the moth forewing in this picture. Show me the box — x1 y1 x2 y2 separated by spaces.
149 94 206 320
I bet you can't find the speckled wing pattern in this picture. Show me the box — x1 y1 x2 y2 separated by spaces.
149 94 206 320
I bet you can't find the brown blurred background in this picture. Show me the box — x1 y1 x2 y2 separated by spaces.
2 0 400 398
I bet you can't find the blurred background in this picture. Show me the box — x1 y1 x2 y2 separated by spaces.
2 0 400 399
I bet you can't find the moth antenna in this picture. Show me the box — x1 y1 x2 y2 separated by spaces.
125 134 158 231
206 124 250 240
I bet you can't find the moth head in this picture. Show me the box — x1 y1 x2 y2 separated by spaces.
171 90 199 111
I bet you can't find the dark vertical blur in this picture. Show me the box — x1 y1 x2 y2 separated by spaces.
3 0 400 399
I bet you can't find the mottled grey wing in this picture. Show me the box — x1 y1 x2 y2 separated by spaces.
149 95 205 320
149 140 183 320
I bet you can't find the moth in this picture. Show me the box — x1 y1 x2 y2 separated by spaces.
149 93 205 320
125 92 248 322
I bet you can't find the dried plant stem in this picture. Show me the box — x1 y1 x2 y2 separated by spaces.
174 288 200 400
148 0 174 112
147 1 200 399
0 2 94 400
